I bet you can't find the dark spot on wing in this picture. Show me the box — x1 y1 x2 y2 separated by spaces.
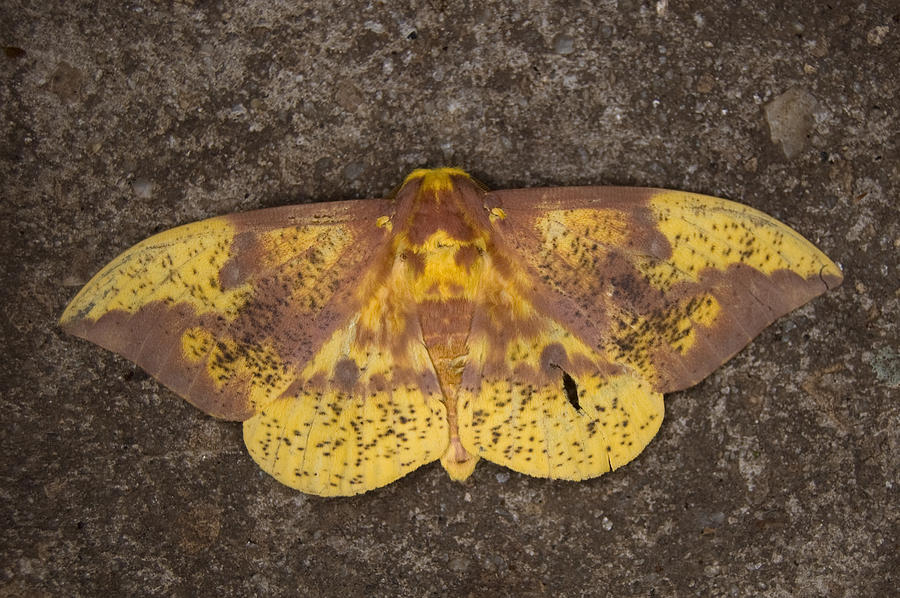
562 370 581 412
333 358 360 391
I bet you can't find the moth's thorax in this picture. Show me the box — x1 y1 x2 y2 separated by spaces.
393 171 491 373
393 170 486 395
391 168 493 304
354 170 493 359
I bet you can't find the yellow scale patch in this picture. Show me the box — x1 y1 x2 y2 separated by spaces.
245 386 447 496
535 208 631 261
616 291 721 353
297 312 432 384
405 230 485 301
667 293 721 354
643 191 841 288
181 327 295 411
529 209 633 310
602 293 724 388
459 360 663 479
65 218 253 321
243 315 449 495
499 319 591 371
460 300 664 479
243 244 456 494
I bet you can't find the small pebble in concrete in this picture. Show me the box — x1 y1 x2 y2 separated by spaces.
765 87 819 159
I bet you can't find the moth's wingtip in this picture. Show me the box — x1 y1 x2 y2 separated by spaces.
819 260 844 291
58 304 77 330
58 298 91 332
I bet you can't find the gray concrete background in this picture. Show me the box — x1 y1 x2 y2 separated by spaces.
2 1 897 596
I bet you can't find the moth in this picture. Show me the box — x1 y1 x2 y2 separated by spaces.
61 168 842 496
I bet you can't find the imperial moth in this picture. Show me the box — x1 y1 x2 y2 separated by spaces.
60 168 842 496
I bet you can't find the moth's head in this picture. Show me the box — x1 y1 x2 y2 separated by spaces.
399 167 471 194
389 168 493 242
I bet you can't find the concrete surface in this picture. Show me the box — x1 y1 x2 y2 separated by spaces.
2 1 897 596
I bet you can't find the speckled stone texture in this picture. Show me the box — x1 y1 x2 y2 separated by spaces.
1 1 897 596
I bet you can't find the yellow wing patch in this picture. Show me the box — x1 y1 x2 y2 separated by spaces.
62 218 252 324
243 310 448 496
459 373 663 478
460 317 664 478
244 385 447 496
257 224 350 270
180 327 295 412
608 292 723 374
641 191 842 289
535 208 631 256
